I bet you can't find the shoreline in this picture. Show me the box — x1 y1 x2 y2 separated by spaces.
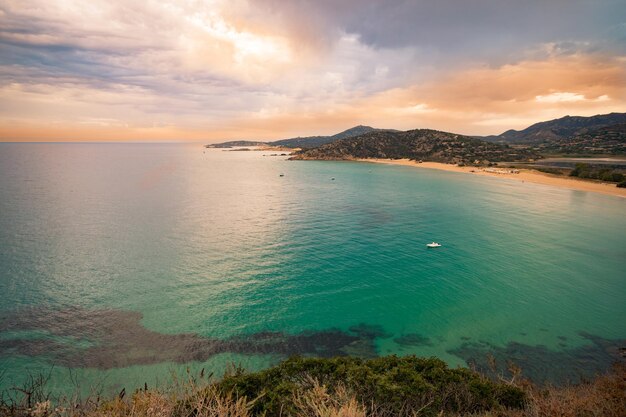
355 158 626 198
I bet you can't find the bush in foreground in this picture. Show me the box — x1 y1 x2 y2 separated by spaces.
1 357 624 417
212 356 524 416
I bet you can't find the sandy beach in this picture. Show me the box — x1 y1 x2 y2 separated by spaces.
356 158 626 198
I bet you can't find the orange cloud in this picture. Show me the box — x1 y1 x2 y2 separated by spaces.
1 1 625 141
420 55 624 108
214 54 626 138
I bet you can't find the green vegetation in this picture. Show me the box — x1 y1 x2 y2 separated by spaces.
291 129 539 164
489 113 626 155
205 141 268 149
2 357 625 417
533 167 565 175
213 356 524 416
569 163 625 182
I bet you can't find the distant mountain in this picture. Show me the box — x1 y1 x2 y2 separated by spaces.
332 125 387 140
206 125 385 149
484 112 626 154
557 123 626 154
206 114 626 156
205 140 267 148
290 129 539 164
270 125 386 148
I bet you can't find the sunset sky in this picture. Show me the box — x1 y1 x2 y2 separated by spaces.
1 0 625 142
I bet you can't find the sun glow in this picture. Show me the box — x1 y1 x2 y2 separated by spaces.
535 92 611 103
186 12 292 65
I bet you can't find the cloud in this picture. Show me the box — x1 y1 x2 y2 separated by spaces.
535 92 611 103
535 93 587 103
0 0 625 141
245 54 626 136
255 0 626 62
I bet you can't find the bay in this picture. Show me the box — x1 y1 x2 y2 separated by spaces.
0 143 624 393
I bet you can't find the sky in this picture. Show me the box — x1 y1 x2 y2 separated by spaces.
0 0 625 142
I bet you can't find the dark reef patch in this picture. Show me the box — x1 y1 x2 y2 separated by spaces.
0 307 380 369
348 323 391 339
448 332 625 386
2 307 623 386
393 333 433 347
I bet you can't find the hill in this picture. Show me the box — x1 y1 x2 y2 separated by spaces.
206 114 626 155
206 125 384 149
271 125 383 148
205 140 267 148
485 112 626 154
531 123 626 155
291 128 539 164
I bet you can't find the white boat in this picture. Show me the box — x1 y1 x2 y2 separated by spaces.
426 242 441 248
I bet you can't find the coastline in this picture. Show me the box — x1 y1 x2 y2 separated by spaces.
355 158 626 198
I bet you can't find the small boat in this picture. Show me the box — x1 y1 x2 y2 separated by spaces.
279 174 284 177
426 242 441 248
331 177 335 180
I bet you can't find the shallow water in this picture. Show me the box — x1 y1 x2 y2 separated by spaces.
0 143 624 393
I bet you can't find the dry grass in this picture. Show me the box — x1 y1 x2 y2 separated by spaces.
293 378 366 417
521 364 626 417
1 364 624 417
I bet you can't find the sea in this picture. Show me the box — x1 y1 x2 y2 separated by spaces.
0 143 624 395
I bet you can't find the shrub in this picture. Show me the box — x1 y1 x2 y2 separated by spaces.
569 163 590 177
569 163 625 183
535 167 563 175
2 358 625 417
214 356 525 416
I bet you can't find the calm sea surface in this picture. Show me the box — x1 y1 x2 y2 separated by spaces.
0 143 624 393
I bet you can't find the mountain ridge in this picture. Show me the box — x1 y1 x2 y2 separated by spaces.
290 128 540 164
205 112 626 156
206 125 386 149
483 112 626 154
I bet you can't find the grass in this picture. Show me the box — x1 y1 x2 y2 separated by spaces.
0 356 624 417
532 167 566 176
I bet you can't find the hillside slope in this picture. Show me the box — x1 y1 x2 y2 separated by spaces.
206 125 384 149
291 129 539 164
529 123 626 154
499 113 626 142
205 140 267 148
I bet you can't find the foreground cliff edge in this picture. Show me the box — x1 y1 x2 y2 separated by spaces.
3 356 624 417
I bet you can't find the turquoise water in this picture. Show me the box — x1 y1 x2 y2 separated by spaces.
0 143 624 393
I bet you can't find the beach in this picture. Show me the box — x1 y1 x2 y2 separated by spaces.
356 158 626 198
